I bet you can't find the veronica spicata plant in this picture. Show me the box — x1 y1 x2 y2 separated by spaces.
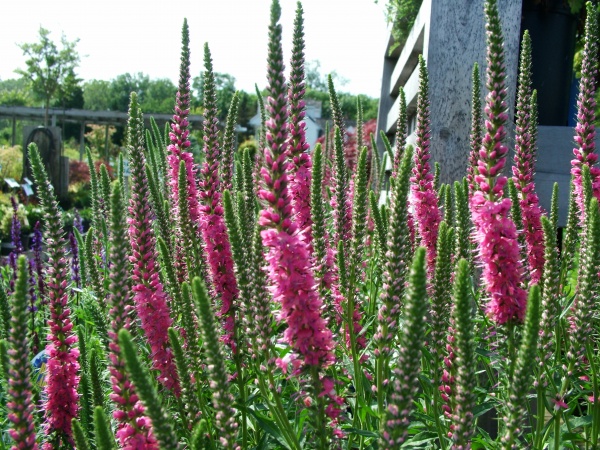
3 1 600 449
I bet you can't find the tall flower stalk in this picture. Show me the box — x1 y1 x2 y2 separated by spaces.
512 30 544 283
571 2 600 224
411 56 441 276
126 93 180 395
167 19 200 224
287 1 313 243
28 143 80 449
470 0 526 325
107 180 157 449
198 43 239 351
259 0 335 382
375 145 414 415
7 256 39 450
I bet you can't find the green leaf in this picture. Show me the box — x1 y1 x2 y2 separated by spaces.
473 401 496 418
246 408 290 450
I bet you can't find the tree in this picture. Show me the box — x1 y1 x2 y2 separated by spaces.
83 80 112 111
303 61 379 121
0 78 33 107
192 72 237 122
16 27 81 126
305 60 348 91
141 78 177 113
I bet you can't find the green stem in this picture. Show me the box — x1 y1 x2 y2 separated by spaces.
376 354 386 425
554 408 562 450
432 384 448 450
345 270 364 449
234 354 247 450
312 368 328 449
262 368 301 450
587 344 599 449
534 384 546 449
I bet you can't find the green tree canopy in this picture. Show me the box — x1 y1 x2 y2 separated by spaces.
83 74 177 114
0 78 33 107
192 72 237 122
16 27 81 126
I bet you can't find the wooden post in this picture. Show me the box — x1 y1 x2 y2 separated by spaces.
376 0 522 185
80 122 86 161
104 124 110 162
11 116 16 146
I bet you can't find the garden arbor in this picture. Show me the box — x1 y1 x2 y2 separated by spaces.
0 105 203 199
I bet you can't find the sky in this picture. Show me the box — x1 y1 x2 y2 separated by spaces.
1 0 391 99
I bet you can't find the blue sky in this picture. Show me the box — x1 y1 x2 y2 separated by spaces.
1 0 390 98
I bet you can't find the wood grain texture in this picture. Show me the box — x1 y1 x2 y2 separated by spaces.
427 0 522 184
377 0 522 185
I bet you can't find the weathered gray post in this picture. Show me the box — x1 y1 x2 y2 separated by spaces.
376 0 522 186
376 0 582 226
23 126 68 201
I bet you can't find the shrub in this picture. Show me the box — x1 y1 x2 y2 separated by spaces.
0 145 23 180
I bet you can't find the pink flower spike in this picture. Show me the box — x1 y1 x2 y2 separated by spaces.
470 0 527 325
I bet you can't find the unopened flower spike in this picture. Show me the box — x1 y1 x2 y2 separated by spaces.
7 255 39 450
379 247 428 449
345 147 370 354
501 285 540 449
221 91 240 193
538 216 561 387
468 62 483 197
191 279 238 450
310 144 335 313
375 145 414 412
392 88 408 178
287 1 313 243
449 259 477 448
430 221 455 383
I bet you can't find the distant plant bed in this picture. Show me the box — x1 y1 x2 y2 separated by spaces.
0 145 23 181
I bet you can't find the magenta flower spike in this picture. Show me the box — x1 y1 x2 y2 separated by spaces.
287 2 313 243
512 31 544 283
28 144 79 448
167 19 201 225
470 0 527 325
259 0 335 375
107 180 158 449
126 93 180 396
571 2 600 224
198 43 239 351
411 56 441 276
